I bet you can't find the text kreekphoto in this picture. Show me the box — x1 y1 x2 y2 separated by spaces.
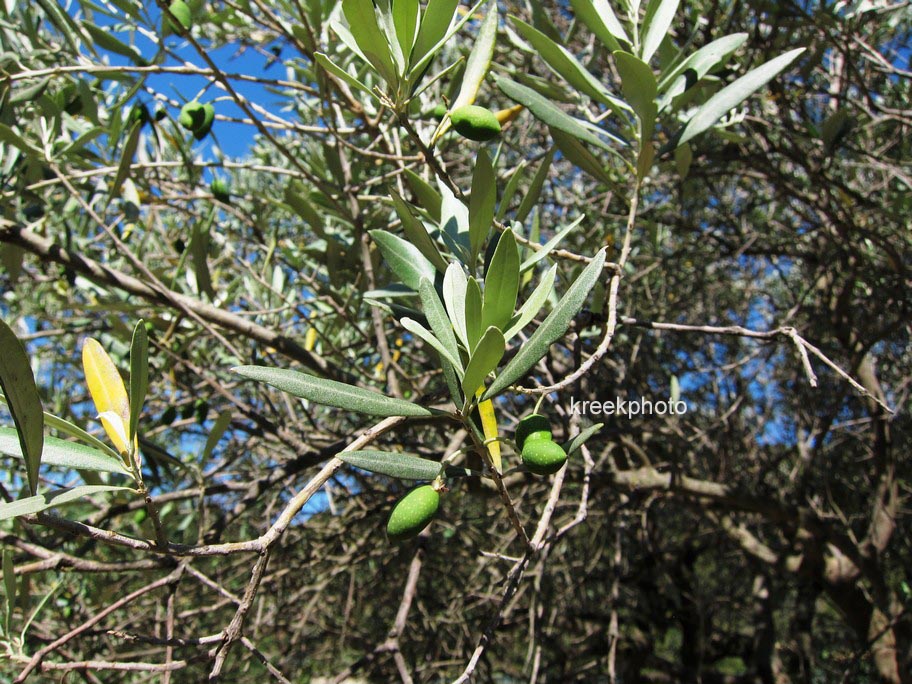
568 396 688 417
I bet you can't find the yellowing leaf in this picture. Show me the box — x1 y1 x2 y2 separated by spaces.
476 391 501 473
82 338 132 456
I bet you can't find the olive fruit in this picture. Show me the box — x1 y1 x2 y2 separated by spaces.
210 178 231 203
450 105 501 141
427 103 448 120
386 484 440 542
178 101 215 140
166 0 192 34
516 413 568 475
515 413 551 451
522 436 568 475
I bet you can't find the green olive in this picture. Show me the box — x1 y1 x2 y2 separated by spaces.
522 435 568 475
386 485 440 542
210 178 231 203
165 0 192 34
450 105 502 141
178 101 215 140
515 413 551 451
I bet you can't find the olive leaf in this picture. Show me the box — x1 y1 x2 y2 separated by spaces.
504 264 557 341
0 428 129 474
232 366 435 417
128 320 148 445
674 47 806 148
389 189 448 273
481 229 519 331
0 485 136 522
510 16 629 116
0 318 43 495
469 149 496 266
640 0 680 63
569 0 631 52
562 422 604 456
443 263 470 349
418 278 462 371
483 249 607 400
370 229 437 291
461 326 505 399
339 450 443 480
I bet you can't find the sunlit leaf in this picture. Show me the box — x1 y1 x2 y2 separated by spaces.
483 249 607 399
0 318 43 494
233 366 435 417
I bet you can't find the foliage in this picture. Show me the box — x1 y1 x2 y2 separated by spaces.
0 0 910 681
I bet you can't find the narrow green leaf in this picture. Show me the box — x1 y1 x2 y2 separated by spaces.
550 128 613 184
465 277 484 351
342 0 399 83
418 278 462 370
0 429 130 475
461 326 505 397
656 33 747 110
640 0 680 63
443 263 469 349
314 52 374 96
403 169 442 221
110 120 141 201
483 249 607 399
128 320 148 445
339 450 443 480
375 0 406 74
482 230 520 331
3 549 14 633
504 264 557 341
569 0 631 52
202 410 232 461
409 0 485 78
0 319 43 495
82 23 145 64
370 229 437 291
520 216 585 272
392 0 420 58
401 317 463 372
450 0 498 110
516 149 554 224
676 48 805 148
614 52 657 137
469 149 496 266
390 189 448 272
232 366 434 417
563 422 604 455
496 160 527 221
411 0 458 65
0 485 136 522
496 76 622 151
510 16 629 114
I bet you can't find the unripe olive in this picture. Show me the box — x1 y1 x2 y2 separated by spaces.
514 413 551 451
450 105 501 142
179 101 215 140
127 103 150 129
427 103 448 120
166 0 192 34
522 435 567 475
386 484 440 542
210 178 231 203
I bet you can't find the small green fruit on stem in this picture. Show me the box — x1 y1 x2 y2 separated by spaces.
386 484 440 542
165 0 192 34
450 105 501 141
178 101 215 140
210 178 231 203
515 413 568 475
